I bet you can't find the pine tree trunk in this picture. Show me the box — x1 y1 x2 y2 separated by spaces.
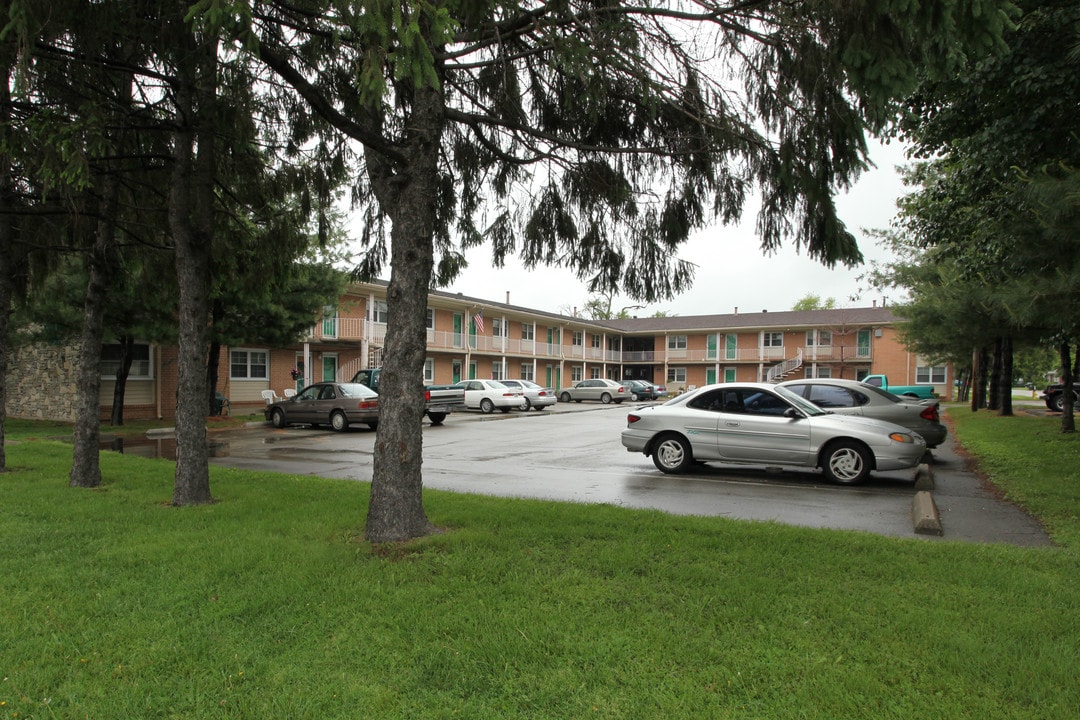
69 181 119 488
169 27 215 506
0 65 12 473
987 338 1002 411
1060 341 1075 434
364 84 443 543
998 335 1013 417
110 335 134 426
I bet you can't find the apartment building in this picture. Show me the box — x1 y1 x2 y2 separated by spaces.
7 281 950 422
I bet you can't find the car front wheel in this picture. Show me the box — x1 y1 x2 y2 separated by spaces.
651 433 693 474
522 397 532 411
821 441 872 485
270 408 286 429
559 392 571 403
330 411 349 432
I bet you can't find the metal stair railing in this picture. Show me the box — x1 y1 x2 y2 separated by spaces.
766 347 803 383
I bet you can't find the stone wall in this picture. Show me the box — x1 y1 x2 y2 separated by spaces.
7 340 81 422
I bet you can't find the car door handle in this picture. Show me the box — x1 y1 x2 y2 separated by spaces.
724 421 740 427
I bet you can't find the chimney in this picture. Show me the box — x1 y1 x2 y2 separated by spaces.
872 299 877 307
506 291 510 304
734 307 738 315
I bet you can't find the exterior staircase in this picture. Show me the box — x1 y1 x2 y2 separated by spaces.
766 348 803 383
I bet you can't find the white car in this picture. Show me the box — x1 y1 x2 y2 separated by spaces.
499 379 558 411
620 382 927 485
451 379 528 414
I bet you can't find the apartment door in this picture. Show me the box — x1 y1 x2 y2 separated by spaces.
322 354 338 382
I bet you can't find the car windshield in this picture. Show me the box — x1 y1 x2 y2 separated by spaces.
859 384 904 404
772 385 828 416
337 383 377 399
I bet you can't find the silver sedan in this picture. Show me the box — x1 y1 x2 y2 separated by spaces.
620 382 927 485
779 378 947 448
558 378 634 404
499 379 558 410
265 382 379 431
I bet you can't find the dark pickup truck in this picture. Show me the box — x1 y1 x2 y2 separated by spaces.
350 368 465 425
1039 382 1080 412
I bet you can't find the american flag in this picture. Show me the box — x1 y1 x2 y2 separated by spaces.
473 309 485 333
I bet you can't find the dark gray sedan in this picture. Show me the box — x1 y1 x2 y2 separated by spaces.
779 378 947 448
265 382 379 431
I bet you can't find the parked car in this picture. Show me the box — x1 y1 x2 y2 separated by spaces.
779 378 947 448
653 384 669 398
620 382 927 484
1039 382 1080 412
265 382 379 431
625 379 660 401
558 378 634 404
499 379 557 410
451 379 528 413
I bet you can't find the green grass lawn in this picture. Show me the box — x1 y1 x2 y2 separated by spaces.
2 411 1078 719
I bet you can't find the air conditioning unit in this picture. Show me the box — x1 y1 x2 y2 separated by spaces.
874 329 883 338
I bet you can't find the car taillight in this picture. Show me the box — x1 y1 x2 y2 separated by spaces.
357 400 378 410
627 414 641 424
920 405 939 422
424 390 431 401
538 391 547 396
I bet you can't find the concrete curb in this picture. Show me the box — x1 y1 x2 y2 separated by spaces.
912 490 943 536
913 461 934 491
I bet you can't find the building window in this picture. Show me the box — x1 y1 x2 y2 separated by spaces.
667 367 687 383
100 342 152 378
668 335 687 350
572 330 583 346
372 300 389 324
572 365 583 382
591 333 601 349
425 308 434 330
491 362 505 381
806 330 832 346
521 323 534 341
423 358 434 383
493 318 508 337
520 363 534 381
916 364 947 384
230 349 268 380
590 367 601 379
815 367 833 378
762 332 783 347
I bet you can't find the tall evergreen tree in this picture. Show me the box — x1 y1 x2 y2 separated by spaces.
235 0 1016 541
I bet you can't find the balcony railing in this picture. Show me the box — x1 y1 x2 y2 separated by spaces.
298 324 872 366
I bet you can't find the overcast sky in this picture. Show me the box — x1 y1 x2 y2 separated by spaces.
437 139 912 318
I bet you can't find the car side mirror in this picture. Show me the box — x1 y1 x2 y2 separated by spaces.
784 407 803 419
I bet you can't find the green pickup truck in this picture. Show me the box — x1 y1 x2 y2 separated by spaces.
862 374 938 399
350 368 465 425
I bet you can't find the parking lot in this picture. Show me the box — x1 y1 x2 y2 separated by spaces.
175 399 1052 546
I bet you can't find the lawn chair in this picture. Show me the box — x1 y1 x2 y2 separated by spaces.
260 389 280 405
283 388 296 398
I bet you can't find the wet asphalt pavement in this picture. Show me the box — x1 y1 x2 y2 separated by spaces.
162 400 1053 547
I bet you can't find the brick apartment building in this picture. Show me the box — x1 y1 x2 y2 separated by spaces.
7 280 950 422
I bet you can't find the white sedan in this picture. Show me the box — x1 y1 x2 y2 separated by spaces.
451 379 528 414
620 382 927 485
499 379 558 410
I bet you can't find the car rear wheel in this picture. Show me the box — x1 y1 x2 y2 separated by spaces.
821 441 872 485
480 398 495 414
427 411 446 425
330 411 349 432
651 433 693 474
270 408 286 429
600 392 612 404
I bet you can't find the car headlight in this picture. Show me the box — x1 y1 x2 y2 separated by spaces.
889 432 916 444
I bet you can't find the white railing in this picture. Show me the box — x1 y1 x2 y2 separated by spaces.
766 348 804 383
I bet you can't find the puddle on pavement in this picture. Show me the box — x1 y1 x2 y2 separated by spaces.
100 435 230 460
